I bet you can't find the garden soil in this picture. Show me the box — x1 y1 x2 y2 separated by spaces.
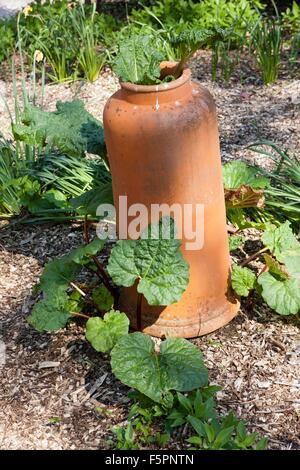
0 53 299 449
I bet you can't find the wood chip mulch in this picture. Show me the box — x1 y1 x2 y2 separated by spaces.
0 54 299 449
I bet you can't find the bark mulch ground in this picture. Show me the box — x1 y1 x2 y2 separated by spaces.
0 54 299 449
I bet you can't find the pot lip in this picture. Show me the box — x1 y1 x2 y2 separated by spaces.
120 62 191 93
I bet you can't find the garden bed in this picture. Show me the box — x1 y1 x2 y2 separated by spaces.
0 222 299 449
0 56 299 449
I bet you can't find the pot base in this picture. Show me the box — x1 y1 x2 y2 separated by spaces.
118 289 240 338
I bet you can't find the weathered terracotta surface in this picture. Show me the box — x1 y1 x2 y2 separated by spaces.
103 64 239 338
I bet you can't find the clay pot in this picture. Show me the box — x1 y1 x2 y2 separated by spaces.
103 63 239 338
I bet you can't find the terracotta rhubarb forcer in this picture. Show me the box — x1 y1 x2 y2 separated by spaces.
103 63 239 338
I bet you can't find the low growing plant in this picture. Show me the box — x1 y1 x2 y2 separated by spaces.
248 140 300 231
111 381 267 450
18 0 116 83
281 1 300 33
0 96 110 221
26 213 270 450
231 221 300 316
0 17 15 63
130 0 264 35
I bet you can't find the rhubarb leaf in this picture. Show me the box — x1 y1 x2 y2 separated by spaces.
12 100 105 157
258 222 300 315
262 221 299 261
223 160 269 190
86 311 129 353
40 238 105 295
257 273 300 315
111 332 208 403
263 254 289 280
70 183 113 217
225 185 265 209
107 217 189 305
170 27 228 65
231 264 256 297
28 292 71 332
229 235 245 252
28 239 106 331
112 35 164 85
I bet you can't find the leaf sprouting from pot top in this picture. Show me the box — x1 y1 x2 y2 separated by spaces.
86 310 129 353
170 27 229 77
111 35 164 85
107 217 189 305
111 332 208 404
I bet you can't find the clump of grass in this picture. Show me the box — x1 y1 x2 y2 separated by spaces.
248 140 300 231
290 30 300 64
69 2 107 83
252 20 282 84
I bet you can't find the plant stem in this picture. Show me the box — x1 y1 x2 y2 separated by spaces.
173 58 186 79
70 281 86 297
240 247 269 267
71 311 90 320
136 293 143 331
83 216 116 300
83 215 91 244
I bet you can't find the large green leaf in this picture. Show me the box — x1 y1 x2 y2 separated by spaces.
170 27 228 71
26 189 71 215
263 222 300 278
107 217 189 305
12 100 105 157
86 310 129 353
28 239 106 331
262 221 299 261
231 264 256 297
40 238 105 294
70 238 106 264
111 332 208 403
258 222 300 315
28 292 71 332
223 160 269 190
112 35 164 85
257 273 300 315
40 257 81 295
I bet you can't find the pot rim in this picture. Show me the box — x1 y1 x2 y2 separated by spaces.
120 62 191 93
